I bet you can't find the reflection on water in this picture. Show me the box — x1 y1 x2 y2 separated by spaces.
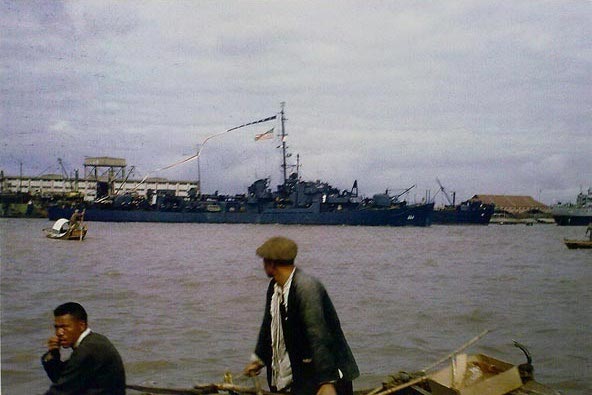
1 219 591 394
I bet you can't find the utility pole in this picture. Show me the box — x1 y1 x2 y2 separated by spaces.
197 144 201 195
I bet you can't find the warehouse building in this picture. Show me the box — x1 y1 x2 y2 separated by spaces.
471 194 549 216
1 157 199 201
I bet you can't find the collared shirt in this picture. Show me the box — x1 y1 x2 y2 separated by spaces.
74 328 92 349
270 268 295 390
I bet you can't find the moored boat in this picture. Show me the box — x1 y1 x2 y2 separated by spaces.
43 218 87 240
47 106 434 227
126 349 560 395
432 200 495 225
47 184 434 227
552 188 592 226
563 238 592 249
432 179 495 225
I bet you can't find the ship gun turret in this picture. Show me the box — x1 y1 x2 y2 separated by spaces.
372 185 416 208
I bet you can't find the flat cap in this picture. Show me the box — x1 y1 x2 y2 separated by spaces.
256 236 298 261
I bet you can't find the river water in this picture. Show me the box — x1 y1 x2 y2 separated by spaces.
1 219 590 394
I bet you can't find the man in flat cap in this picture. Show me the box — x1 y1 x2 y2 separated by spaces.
244 236 359 395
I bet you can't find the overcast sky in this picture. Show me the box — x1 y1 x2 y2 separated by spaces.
2 1 591 205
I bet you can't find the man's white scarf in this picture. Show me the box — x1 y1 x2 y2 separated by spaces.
270 271 294 390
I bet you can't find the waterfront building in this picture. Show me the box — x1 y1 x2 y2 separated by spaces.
1 156 199 201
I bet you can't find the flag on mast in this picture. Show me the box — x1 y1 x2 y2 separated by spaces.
255 128 274 141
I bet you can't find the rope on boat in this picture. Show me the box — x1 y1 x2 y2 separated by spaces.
126 383 211 394
420 328 490 374
370 376 429 395
131 114 278 191
126 382 284 395
365 329 491 395
127 369 279 395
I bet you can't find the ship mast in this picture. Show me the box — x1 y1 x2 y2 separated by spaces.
280 102 288 185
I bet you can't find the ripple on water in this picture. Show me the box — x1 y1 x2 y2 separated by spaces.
1 220 590 395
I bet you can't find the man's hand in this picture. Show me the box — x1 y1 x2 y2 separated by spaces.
47 336 60 351
243 360 264 377
317 383 337 395
43 336 60 362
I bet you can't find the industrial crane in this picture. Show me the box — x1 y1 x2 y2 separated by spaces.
436 178 456 206
57 158 78 191
58 158 71 187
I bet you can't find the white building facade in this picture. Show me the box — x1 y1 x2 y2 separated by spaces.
0 174 199 201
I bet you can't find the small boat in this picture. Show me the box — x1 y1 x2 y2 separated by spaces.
126 344 560 395
43 218 87 240
432 179 495 225
564 238 592 249
489 213 521 225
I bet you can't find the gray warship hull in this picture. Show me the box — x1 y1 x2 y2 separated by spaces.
552 188 592 226
47 202 434 227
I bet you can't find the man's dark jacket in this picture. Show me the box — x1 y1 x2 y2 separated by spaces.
41 331 125 395
254 268 359 394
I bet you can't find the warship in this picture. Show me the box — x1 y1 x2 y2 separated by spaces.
432 199 495 225
48 106 434 226
431 179 494 225
552 188 592 226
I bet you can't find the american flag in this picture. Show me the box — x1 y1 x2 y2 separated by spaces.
255 128 275 141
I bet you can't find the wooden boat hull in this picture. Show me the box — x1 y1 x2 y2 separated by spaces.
47 228 87 240
126 349 561 395
127 378 560 395
564 238 592 249
46 227 87 240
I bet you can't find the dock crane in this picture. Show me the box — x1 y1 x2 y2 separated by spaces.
436 178 456 206
57 158 72 190
392 184 416 202
58 158 80 192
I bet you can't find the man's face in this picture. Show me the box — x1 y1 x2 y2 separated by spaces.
263 259 275 278
54 314 86 348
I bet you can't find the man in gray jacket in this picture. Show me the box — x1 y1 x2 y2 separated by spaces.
244 236 359 395
41 302 125 395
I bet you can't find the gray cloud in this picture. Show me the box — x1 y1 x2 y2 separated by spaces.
2 1 590 204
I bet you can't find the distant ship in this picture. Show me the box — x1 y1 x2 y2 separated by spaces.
552 188 592 226
432 200 495 225
431 179 494 225
48 106 434 226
